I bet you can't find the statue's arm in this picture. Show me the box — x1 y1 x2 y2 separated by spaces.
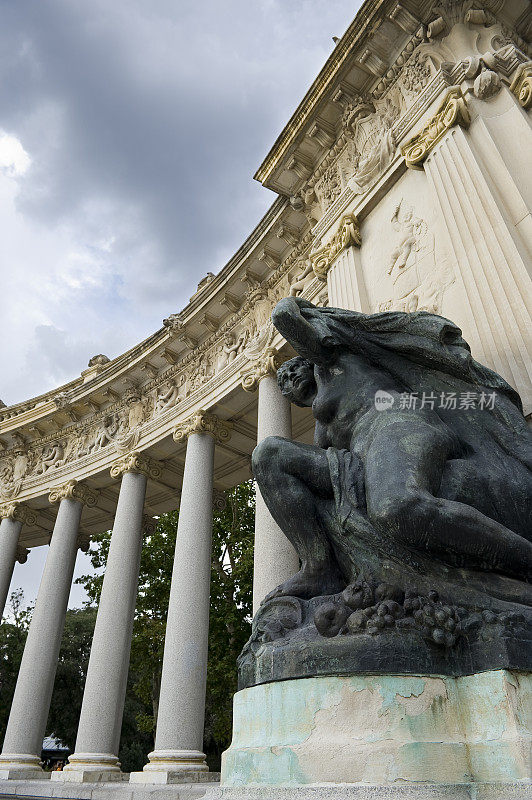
272 297 332 364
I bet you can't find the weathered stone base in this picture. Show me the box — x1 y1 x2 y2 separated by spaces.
0 754 48 781
0 779 531 800
54 753 125 783
221 671 531 787
129 748 212 783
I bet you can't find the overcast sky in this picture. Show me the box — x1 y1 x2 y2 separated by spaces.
1 0 361 610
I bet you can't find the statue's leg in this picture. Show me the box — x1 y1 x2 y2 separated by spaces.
365 419 532 582
252 436 345 599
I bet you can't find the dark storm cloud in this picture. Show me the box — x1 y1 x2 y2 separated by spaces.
0 0 359 404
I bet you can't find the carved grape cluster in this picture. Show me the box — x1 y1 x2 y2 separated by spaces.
314 580 462 648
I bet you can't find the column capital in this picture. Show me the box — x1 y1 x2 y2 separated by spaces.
0 502 36 526
241 348 285 393
401 87 470 170
310 213 361 280
172 411 232 445
76 532 91 553
110 451 162 480
15 546 29 565
49 479 99 508
510 62 532 110
142 515 157 536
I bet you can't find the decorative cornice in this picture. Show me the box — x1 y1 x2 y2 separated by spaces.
48 479 99 507
241 348 285 393
510 62 532 110
0 501 36 525
109 451 162 480
401 87 470 170
310 214 361 280
172 411 232 445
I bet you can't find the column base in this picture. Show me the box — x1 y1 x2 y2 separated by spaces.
222 671 532 786
55 753 125 783
130 749 209 784
0 753 47 780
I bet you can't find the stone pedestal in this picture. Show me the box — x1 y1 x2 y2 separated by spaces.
221 671 531 788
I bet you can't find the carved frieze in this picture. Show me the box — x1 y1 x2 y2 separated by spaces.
311 214 361 280
172 411 232 445
48 479 98 507
401 88 470 169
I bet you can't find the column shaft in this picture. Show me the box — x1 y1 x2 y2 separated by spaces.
61 470 147 782
326 245 369 312
0 498 83 778
252 375 299 613
134 432 214 781
425 119 532 414
0 517 23 621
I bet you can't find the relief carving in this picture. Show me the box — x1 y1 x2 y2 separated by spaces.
217 330 247 370
344 96 400 195
377 201 454 314
40 441 65 473
154 380 181 414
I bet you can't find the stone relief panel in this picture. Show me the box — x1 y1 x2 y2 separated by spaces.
359 171 455 316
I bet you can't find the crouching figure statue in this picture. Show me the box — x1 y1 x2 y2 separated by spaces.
241 297 532 687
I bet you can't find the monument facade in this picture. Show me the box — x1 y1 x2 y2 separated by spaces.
0 0 530 796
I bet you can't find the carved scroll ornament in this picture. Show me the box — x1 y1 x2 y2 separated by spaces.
48 479 99 507
0 501 36 526
401 88 470 170
510 62 532 110
110 451 162 480
310 213 361 281
241 348 285 393
172 411 232 445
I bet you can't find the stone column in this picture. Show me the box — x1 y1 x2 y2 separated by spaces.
59 452 159 783
242 350 299 613
311 213 366 312
0 503 34 621
402 86 532 415
0 482 97 780
131 412 231 783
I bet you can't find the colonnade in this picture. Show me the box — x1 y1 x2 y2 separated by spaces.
0 361 296 783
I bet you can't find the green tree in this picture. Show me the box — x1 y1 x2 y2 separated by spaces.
76 482 254 771
0 590 32 741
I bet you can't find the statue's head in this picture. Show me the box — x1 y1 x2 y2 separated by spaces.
277 357 316 407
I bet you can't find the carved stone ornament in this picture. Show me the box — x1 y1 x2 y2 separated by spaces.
310 213 361 280
401 88 470 170
510 61 532 109
172 411 232 445
109 450 162 480
241 348 285 393
142 515 157 536
48 479 99 507
0 501 36 526
16 545 29 564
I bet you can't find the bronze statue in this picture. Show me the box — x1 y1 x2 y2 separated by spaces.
241 298 532 687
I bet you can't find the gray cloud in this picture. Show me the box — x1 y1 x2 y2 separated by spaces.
1 0 361 605
0 0 359 396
